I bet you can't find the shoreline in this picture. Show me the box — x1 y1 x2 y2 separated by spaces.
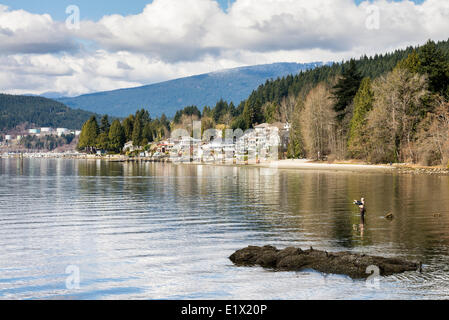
1 152 448 175
255 159 394 172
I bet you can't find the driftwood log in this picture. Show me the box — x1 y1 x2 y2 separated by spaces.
230 246 420 279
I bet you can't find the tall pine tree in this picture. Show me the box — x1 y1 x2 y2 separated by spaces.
348 78 374 159
78 116 99 152
132 117 143 146
100 115 110 134
332 59 363 122
108 119 126 153
417 40 449 96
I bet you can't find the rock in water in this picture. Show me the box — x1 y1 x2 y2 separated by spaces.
229 246 419 279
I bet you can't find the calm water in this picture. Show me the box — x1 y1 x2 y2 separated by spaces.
1 158 449 300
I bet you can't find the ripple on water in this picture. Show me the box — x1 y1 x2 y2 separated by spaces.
1 159 449 299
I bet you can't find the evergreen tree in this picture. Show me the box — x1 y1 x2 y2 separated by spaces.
212 99 229 123
135 109 151 124
78 116 99 151
100 115 110 134
332 59 363 122
122 115 134 142
417 40 449 96
202 106 213 118
142 123 154 144
132 117 142 146
108 119 125 153
231 115 246 131
160 114 170 130
287 99 305 159
396 50 420 73
96 132 109 150
348 78 374 159
242 93 264 128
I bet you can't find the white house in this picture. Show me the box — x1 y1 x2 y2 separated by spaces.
123 141 136 152
28 129 41 134
5 135 12 141
40 127 54 134
57 128 70 136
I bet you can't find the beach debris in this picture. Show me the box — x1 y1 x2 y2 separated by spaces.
385 212 394 220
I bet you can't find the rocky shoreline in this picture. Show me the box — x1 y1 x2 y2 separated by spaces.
395 165 449 176
230 246 421 279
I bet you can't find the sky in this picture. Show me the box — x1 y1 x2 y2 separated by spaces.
0 0 446 96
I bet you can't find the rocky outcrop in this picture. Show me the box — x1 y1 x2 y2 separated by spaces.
229 246 420 279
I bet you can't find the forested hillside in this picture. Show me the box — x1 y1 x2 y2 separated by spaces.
233 39 449 166
237 40 449 127
0 94 97 131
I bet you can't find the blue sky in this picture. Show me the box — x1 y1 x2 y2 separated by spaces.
0 0 233 20
0 0 424 21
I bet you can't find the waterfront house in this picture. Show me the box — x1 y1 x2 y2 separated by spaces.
123 141 136 152
157 141 174 154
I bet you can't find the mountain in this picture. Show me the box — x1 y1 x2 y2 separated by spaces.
40 91 70 99
58 62 324 118
0 94 97 132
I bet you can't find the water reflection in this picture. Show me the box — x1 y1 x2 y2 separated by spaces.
0 158 449 299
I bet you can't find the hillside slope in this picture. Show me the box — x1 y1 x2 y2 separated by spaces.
241 39 449 110
58 62 323 117
0 94 96 131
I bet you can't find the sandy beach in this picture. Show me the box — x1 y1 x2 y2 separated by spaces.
256 159 394 171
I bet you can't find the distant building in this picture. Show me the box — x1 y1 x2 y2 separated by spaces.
157 141 174 154
96 149 106 156
28 129 41 134
57 128 70 136
123 141 137 152
5 135 12 141
40 127 54 134
75 130 82 136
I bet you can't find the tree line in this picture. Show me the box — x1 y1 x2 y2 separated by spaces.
286 40 449 166
77 109 170 153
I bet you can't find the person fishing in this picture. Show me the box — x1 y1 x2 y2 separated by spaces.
354 197 366 224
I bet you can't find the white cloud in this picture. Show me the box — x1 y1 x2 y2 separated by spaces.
1 0 449 96
0 5 77 54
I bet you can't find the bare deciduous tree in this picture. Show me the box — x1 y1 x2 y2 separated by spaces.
301 83 336 160
367 68 428 163
279 95 297 124
417 99 449 166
